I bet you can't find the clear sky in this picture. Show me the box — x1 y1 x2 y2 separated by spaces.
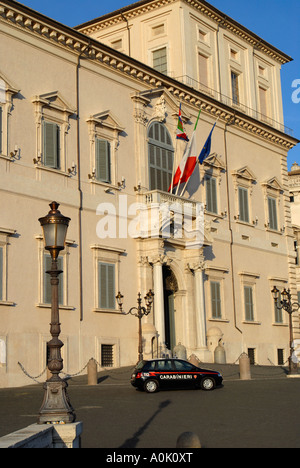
14 0 300 169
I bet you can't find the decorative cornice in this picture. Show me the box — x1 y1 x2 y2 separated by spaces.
76 0 292 65
0 0 298 150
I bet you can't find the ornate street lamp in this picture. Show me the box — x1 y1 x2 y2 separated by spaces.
116 290 154 362
38 202 75 424
271 286 300 376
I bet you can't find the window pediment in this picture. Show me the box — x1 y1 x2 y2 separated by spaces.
261 176 283 193
232 166 257 183
32 91 75 116
86 110 125 134
203 153 225 171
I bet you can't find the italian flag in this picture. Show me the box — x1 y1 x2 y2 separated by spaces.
170 109 201 193
176 103 189 141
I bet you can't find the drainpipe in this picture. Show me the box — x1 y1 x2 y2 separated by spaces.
223 115 243 337
121 13 131 57
76 48 88 323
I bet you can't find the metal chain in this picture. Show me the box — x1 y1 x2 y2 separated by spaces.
18 362 47 384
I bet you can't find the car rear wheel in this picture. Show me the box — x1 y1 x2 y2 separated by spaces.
144 379 159 393
200 377 215 391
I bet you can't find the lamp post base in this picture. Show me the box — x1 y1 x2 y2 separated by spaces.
38 380 76 425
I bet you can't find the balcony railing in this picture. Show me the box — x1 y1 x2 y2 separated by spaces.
174 75 294 137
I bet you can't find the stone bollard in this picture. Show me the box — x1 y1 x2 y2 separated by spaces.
176 432 201 448
87 358 98 385
239 353 251 380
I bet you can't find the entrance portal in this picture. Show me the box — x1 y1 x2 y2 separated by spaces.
163 266 178 352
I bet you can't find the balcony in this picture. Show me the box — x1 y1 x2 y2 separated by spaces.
175 75 294 137
135 189 205 246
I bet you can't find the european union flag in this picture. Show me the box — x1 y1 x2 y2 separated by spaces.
198 123 216 165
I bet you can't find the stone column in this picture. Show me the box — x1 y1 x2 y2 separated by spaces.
152 257 165 352
187 259 207 350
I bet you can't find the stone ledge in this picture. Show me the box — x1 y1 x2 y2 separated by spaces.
0 422 83 448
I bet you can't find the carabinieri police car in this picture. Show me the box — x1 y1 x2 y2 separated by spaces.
131 358 223 393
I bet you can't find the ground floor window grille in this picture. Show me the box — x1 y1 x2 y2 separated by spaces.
248 348 256 365
101 344 114 367
277 349 284 366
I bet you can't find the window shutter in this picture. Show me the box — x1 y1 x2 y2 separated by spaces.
244 286 254 321
239 187 249 223
153 48 167 74
44 254 63 305
44 255 52 304
96 139 111 183
199 54 208 88
268 197 278 230
148 123 174 192
98 262 115 309
43 121 59 168
0 247 3 301
206 177 218 214
211 281 221 318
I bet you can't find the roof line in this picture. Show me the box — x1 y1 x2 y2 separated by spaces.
74 0 293 64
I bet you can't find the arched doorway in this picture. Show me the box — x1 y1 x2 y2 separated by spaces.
163 266 178 352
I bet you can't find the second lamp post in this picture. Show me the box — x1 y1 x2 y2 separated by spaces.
116 290 154 362
271 286 299 376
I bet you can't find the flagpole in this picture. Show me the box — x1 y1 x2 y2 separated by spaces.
170 138 177 194
175 108 201 196
180 116 219 198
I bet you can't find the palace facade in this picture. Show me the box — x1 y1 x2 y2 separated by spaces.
0 0 298 387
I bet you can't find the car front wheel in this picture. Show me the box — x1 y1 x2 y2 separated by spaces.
144 379 159 393
200 377 215 391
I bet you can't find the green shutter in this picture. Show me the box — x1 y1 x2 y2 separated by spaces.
98 262 115 309
0 247 3 301
211 281 221 318
96 139 111 183
239 187 249 223
44 255 52 304
244 286 254 321
43 121 59 169
206 177 218 214
268 197 278 230
44 254 63 305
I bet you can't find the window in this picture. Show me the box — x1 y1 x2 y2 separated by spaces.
101 344 114 367
98 262 115 310
238 187 249 223
210 281 222 319
32 92 75 173
152 24 165 36
277 349 284 366
153 48 168 74
43 121 60 169
268 196 278 231
259 86 268 117
44 254 64 305
95 138 111 183
231 71 239 105
148 122 174 192
206 176 218 214
87 110 124 188
173 360 194 371
244 286 254 321
198 53 209 89
111 39 122 50
274 290 283 323
248 348 256 365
